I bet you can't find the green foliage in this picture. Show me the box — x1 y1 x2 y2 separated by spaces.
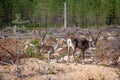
60 53 67 58
75 55 82 63
45 32 52 35
1 0 120 28
31 39 40 46
26 39 45 60
12 20 29 25
26 24 43 30
48 69 56 74
12 14 29 25
0 21 3 29
69 32 74 35
26 47 45 60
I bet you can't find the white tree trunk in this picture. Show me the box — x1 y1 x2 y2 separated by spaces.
64 2 67 28
13 25 16 33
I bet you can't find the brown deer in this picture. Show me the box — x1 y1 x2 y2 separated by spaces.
36 29 59 61
67 30 101 65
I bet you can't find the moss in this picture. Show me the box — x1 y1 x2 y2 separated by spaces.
48 69 56 74
31 39 40 46
45 32 52 35
69 32 74 35
25 33 30 37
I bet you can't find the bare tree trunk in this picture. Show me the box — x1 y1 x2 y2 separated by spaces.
64 2 67 28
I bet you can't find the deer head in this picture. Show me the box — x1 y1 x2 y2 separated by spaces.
36 29 46 45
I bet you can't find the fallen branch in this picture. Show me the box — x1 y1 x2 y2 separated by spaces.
0 44 15 58
0 61 12 65
107 49 114 56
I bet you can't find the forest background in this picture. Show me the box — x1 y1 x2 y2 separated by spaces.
0 0 120 29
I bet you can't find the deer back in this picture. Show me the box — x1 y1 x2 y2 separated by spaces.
71 38 89 50
40 45 54 54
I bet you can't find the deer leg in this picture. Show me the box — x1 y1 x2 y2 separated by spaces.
81 50 85 64
72 47 77 65
78 52 81 58
67 46 70 65
48 52 51 62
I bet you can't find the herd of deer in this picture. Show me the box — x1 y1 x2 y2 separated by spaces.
29 29 101 65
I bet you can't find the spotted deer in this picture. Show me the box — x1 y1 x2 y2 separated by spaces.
67 30 101 65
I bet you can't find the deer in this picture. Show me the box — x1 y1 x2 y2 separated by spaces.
66 30 101 65
35 29 60 62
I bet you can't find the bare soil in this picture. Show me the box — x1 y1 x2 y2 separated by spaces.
0 58 120 80
0 26 120 80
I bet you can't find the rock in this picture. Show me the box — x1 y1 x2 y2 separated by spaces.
58 55 74 63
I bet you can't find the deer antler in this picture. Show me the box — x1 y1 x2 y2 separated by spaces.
94 29 102 45
96 29 101 40
89 30 94 41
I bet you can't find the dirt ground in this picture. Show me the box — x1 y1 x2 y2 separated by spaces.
0 58 120 80
0 26 120 80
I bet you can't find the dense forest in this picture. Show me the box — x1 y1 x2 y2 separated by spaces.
0 0 120 29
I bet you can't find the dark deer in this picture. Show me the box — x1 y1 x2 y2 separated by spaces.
67 30 101 65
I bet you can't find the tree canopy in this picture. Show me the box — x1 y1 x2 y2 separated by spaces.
0 0 120 29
